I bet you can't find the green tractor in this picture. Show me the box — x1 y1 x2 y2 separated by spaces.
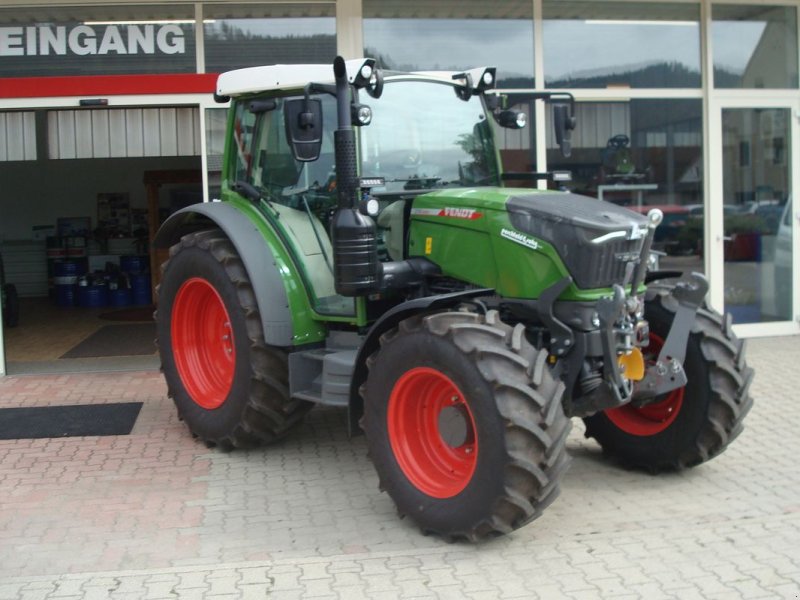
154 57 753 541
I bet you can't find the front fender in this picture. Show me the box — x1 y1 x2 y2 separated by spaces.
347 288 493 436
154 202 323 347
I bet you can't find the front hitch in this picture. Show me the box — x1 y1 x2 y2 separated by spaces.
633 272 709 402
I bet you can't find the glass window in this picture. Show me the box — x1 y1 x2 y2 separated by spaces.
362 81 500 194
229 101 257 186
362 0 534 88
546 99 704 273
0 5 195 77
492 94 537 187
543 1 701 88
722 108 793 323
712 4 798 89
203 3 335 73
205 107 227 200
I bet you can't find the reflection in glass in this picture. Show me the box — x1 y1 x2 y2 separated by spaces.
544 99 704 273
492 98 537 188
722 108 793 323
203 3 335 72
712 5 799 89
363 0 534 88
361 81 500 193
543 1 700 88
205 108 227 200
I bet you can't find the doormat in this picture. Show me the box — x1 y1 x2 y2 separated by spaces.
99 306 155 322
60 324 156 359
0 403 143 440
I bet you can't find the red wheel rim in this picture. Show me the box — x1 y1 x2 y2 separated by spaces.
605 332 684 436
387 367 478 498
171 277 236 409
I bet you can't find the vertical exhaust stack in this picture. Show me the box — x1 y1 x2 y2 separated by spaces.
330 56 381 296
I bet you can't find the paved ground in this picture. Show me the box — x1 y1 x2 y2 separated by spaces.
0 335 798 599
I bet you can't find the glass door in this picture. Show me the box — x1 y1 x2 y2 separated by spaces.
712 102 799 335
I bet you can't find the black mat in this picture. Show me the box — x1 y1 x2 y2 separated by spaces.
99 306 155 322
60 323 157 359
0 403 143 440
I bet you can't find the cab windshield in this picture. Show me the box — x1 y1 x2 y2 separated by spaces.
360 80 500 194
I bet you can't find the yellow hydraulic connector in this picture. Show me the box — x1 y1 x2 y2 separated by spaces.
618 347 645 381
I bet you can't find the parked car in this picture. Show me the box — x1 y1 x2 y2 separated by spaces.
627 204 694 254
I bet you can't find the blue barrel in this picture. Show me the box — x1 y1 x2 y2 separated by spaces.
120 255 148 274
130 273 152 305
78 285 109 307
110 288 132 307
55 283 77 307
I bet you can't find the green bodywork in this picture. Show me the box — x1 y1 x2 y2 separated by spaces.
407 188 620 302
218 81 627 346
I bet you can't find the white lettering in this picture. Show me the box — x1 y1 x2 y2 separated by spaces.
128 25 155 54
68 25 96 55
1 24 186 57
0 27 24 56
444 207 479 219
39 26 66 55
156 24 184 54
98 25 127 54
25 26 36 55
501 228 540 250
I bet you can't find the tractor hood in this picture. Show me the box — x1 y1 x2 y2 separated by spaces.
507 192 650 289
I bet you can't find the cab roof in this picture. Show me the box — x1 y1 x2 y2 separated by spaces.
216 58 495 97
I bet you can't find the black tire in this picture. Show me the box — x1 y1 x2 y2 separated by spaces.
583 286 754 471
3 283 19 328
156 229 312 449
361 310 571 541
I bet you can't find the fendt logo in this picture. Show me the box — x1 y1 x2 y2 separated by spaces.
443 207 481 220
411 207 483 220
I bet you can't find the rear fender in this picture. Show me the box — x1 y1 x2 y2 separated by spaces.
154 202 321 347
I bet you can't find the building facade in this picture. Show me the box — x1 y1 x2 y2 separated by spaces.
1 0 798 374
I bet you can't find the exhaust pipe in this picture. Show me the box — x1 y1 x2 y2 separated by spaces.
330 56 381 296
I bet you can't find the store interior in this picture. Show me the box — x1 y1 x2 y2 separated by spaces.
0 114 203 374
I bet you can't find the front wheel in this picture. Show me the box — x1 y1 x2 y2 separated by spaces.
362 310 571 541
583 288 754 471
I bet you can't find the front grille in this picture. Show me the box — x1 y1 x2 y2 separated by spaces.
563 238 643 289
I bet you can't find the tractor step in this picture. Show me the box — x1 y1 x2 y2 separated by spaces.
288 333 360 406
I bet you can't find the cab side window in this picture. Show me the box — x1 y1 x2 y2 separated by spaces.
231 102 256 184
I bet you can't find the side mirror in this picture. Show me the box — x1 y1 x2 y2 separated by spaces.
284 98 323 162
553 103 577 158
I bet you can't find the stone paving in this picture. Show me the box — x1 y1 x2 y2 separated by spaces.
0 335 798 599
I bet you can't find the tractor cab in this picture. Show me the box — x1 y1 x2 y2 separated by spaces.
215 60 532 317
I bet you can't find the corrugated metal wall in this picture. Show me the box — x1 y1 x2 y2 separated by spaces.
47 107 201 159
0 112 37 161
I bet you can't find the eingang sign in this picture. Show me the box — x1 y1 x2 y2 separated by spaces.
0 24 186 57
0 22 196 77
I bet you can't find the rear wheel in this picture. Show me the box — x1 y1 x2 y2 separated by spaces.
362 310 571 540
156 229 312 449
583 288 754 471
